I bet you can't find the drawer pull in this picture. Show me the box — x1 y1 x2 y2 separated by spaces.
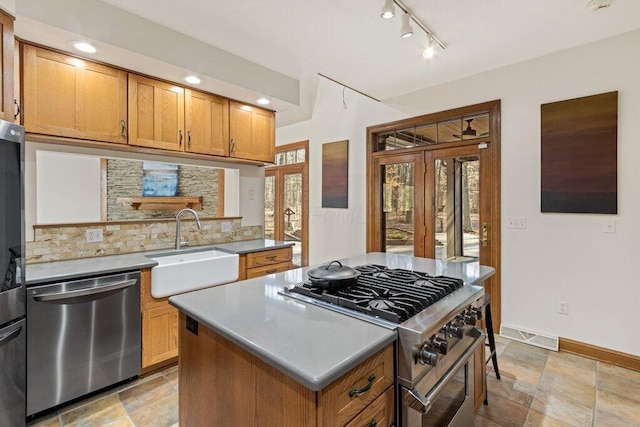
266 255 277 260
266 269 278 274
369 420 377 427
349 374 376 398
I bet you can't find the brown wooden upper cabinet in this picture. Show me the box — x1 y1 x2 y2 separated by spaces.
22 45 127 143
0 10 14 123
128 74 185 151
185 89 229 156
229 101 275 163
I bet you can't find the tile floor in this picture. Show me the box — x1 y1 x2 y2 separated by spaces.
28 336 640 427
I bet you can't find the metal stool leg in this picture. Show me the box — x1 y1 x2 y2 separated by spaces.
485 300 500 380
483 294 500 405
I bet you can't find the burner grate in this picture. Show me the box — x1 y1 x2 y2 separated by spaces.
287 265 464 323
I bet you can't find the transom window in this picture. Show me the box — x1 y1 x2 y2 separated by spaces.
376 113 490 151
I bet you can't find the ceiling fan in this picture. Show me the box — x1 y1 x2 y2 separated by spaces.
453 119 489 139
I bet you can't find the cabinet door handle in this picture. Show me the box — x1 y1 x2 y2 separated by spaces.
369 420 377 427
349 374 376 397
120 120 127 138
187 130 191 148
179 130 183 146
13 99 20 120
230 137 235 153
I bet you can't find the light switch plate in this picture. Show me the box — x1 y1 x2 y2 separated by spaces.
221 222 232 233
507 217 527 229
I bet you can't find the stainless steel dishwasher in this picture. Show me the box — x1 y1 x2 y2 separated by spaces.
26 271 141 417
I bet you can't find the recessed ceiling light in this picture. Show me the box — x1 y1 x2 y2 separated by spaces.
184 75 201 84
72 42 96 53
256 97 270 105
586 0 615 11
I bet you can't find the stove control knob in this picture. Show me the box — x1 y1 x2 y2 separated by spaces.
432 336 448 355
449 325 464 339
470 306 483 320
464 312 477 326
418 349 438 366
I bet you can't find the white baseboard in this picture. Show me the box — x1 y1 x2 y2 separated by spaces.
499 324 559 351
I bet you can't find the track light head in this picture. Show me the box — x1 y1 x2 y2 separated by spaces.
400 12 413 38
422 36 435 59
381 0 395 19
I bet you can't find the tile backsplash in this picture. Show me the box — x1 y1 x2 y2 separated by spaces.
26 218 262 264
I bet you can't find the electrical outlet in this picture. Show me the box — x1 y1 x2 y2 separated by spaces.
248 189 255 201
85 228 103 243
507 217 527 229
221 222 232 233
558 301 569 315
603 219 616 233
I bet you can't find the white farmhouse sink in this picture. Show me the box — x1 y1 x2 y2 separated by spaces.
149 250 239 298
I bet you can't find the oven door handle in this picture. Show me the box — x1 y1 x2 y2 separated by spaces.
406 327 485 414
31 279 137 302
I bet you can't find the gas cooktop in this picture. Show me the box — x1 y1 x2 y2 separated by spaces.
284 264 464 324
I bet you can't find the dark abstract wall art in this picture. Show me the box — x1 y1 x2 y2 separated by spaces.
322 140 349 208
541 91 618 214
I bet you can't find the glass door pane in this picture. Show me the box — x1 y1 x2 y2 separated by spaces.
283 172 303 267
382 162 415 256
264 175 275 240
433 155 480 262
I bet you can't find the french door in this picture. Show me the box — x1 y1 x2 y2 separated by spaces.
265 141 308 267
367 100 501 326
371 145 489 262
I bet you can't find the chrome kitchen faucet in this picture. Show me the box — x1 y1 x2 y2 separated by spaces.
175 208 202 250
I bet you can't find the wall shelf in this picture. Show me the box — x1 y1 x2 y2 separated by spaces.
117 196 203 211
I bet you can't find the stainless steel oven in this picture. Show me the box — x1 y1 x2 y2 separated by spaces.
401 327 484 426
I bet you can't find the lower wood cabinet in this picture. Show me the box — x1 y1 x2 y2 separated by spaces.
140 268 178 370
179 312 394 426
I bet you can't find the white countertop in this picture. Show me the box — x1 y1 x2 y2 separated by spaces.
169 252 494 391
24 239 293 285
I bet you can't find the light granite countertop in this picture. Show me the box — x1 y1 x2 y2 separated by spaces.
168 252 495 391
25 239 292 285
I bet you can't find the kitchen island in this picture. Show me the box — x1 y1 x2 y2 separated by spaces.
169 253 494 426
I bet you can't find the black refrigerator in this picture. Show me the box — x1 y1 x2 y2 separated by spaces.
0 118 25 426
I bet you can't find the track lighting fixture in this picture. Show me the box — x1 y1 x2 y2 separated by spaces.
380 0 395 19
379 0 446 58
400 13 413 38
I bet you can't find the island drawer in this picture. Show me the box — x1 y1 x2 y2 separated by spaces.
345 386 394 427
246 247 292 268
318 344 394 426
246 261 293 279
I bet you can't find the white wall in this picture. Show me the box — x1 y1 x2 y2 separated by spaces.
35 151 101 224
276 78 406 265
277 29 640 356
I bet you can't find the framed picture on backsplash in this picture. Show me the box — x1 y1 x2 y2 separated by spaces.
142 162 179 196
